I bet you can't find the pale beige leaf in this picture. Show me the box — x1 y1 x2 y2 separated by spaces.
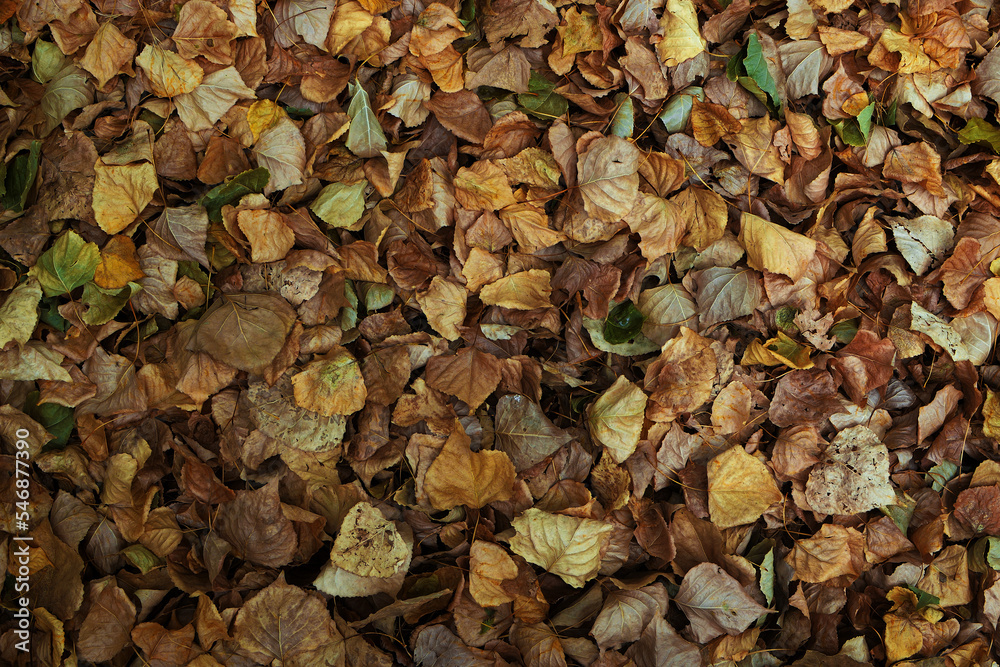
804 425 895 515
578 136 640 222
255 116 306 194
174 67 256 132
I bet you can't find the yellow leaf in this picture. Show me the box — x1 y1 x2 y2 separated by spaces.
656 0 706 67
480 269 552 310
291 346 367 416
423 421 516 510
469 541 518 607
247 99 284 143
740 332 814 369
93 235 145 289
415 276 466 341
79 22 136 89
135 45 203 97
509 508 614 588
92 161 158 235
587 376 648 463
237 209 295 263
707 446 781 529
327 0 373 54
739 213 817 282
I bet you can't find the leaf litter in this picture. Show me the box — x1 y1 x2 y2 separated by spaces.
3 0 1000 665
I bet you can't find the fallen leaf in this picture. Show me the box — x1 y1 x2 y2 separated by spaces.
509 508 614 588
707 445 782 529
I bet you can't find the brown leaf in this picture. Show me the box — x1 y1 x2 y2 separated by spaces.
423 421 516 510
425 346 502 409
674 563 771 643
215 482 298 567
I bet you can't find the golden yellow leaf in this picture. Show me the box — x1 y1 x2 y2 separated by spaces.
291 346 367 416
739 213 817 282
423 421 516 510
246 99 284 142
92 161 158 235
480 269 552 310
707 446 781 529
327 0 373 54
93 235 145 289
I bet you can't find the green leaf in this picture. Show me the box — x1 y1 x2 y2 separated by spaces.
310 180 367 230
857 101 875 142
41 65 93 137
81 281 141 326
743 33 780 110
603 301 646 344
517 72 569 120
38 296 68 331
726 44 747 82
881 493 917 535
927 460 959 493
608 93 634 138
958 118 1000 153
32 40 64 84
1 140 42 212
987 537 1000 571
359 282 393 312
0 276 41 348
346 82 388 158
29 230 101 297
122 544 163 574
830 118 866 147
24 391 73 447
906 585 940 610
659 87 703 133
829 318 859 344
775 305 798 334
198 168 270 223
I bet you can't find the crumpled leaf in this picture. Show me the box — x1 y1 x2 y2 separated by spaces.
509 508 615 588
423 422 516 510
739 213 817 282
292 346 367 417
495 393 573 472
804 425 896 516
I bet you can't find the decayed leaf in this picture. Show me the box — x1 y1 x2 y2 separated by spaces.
254 116 306 194
786 524 865 584
495 394 573 472
480 269 553 310
415 276 467 341
804 425 895 516
707 445 782 529
188 293 297 372
509 508 615 588
233 575 334 664
135 45 203 97
425 346 502 409
578 136 640 222
423 421 516 510
79 22 136 88
887 215 954 275
216 482 298 567
588 377 648 463
174 67 256 131
674 563 770 643
739 213 817 282
314 502 412 598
